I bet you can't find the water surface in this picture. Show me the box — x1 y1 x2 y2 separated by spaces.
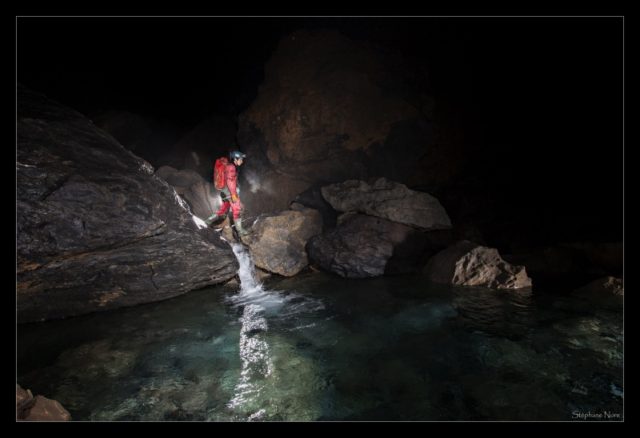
17 246 623 421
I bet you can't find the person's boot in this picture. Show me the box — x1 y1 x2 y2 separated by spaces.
233 218 250 237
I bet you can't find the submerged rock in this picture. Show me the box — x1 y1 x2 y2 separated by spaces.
17 85 238 323
424 240 532 290
321 178 452 230
243 209 323 277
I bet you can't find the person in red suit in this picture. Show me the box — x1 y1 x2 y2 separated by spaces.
205 150 249 237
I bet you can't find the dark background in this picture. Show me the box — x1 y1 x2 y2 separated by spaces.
17 17 623 245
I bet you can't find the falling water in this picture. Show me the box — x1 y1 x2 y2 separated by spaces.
225 243 275 420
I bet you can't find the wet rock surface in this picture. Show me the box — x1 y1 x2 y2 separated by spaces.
17 86 238 323
243 209 323 277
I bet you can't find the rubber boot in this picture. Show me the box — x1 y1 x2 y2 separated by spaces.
233 218 250 237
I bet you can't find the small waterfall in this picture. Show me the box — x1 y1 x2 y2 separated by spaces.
227 242 287 310
229 242 263 296
226 242 273 419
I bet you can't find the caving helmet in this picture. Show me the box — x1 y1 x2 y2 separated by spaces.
229 150 246 161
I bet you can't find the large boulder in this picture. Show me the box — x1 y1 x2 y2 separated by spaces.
321 178 452 230
424 240 532 290
307 213 451 278
155 166 220 220
237 30 457 216
17 86 238 323
243 209 323 277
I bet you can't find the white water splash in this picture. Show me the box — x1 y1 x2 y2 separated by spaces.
192 215 208 229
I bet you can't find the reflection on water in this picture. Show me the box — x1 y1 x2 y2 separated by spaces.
17 270 623 421
451 287 535 339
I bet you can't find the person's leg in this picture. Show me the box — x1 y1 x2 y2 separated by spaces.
205 191 231 224
231 201 249 236
215 201 231 217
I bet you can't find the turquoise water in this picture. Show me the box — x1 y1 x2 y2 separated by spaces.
17 263 623 421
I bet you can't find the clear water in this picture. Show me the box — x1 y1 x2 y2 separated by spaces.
17 244 623 421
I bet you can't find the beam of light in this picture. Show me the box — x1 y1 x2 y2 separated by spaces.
244 169 270 194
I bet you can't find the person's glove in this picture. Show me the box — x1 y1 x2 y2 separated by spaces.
231 194 239 203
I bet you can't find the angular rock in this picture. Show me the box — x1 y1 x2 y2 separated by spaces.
307 213 449 278
321 178 452 230
424 240 532 289
17 85 238 323
243 209 323 276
